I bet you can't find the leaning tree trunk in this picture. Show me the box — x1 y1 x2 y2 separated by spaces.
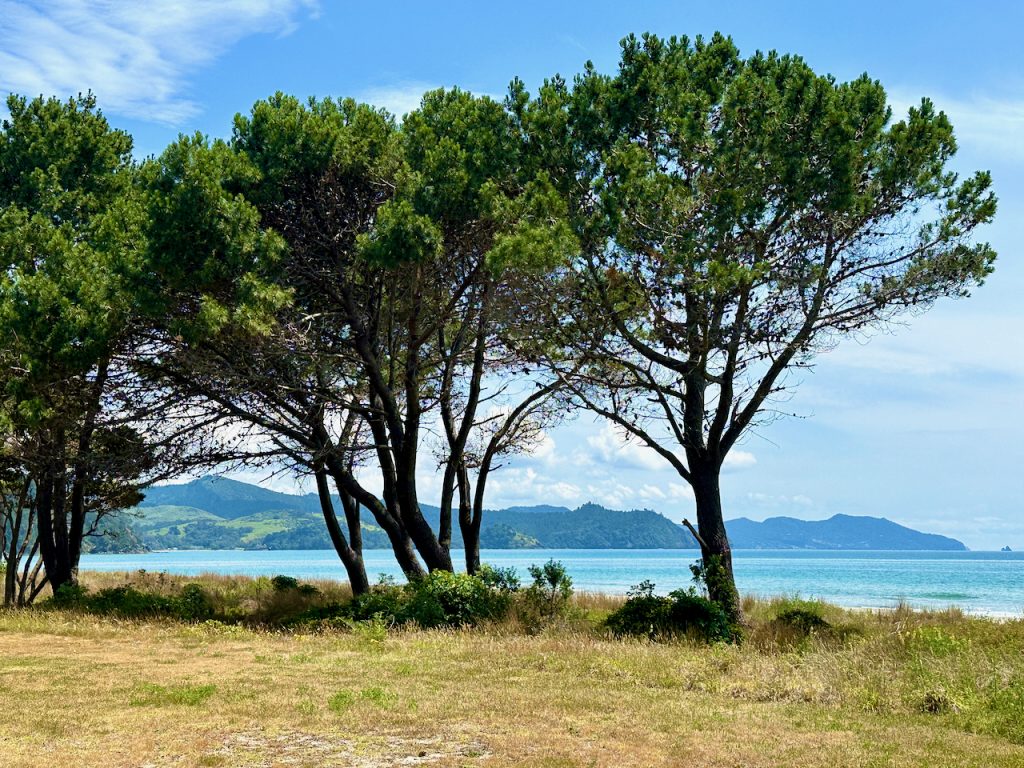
689 463 742 627
314 468 369 595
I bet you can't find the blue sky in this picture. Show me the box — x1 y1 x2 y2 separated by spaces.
2 1 1021 548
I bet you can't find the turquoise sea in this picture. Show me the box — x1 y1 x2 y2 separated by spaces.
78 549 1024 616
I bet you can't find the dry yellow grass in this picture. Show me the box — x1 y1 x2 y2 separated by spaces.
1 603 1023 768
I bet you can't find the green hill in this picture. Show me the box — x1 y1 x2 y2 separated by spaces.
83 476 966 553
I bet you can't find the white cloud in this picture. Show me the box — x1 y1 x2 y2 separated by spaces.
723 450 757 470
355 81 504 120
638 484 667 500
522 431 556 462
0 1 317 124
588 423 756 474
889 89 1024 163
825 310 1024 380
356 82 435 119
482 467 582 507
587 423 669 472
669 482 695 500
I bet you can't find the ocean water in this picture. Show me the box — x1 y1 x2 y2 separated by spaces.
77 549 1024 616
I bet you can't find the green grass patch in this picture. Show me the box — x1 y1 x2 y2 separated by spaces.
130 683 217 707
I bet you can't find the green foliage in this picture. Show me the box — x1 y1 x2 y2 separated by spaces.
271 575 300 592
517 560 575 627
302 570 517 630
690 555 742 627
340 570 511 629
527 559 573 599
84 586 180 618
51 583 215 622
774 608 830 634
402 570 509 628
52 582 88 608
0 93 138 404
340 582 406 624
604 581 673 639
141 133 288 339
477 563 521 592
606 581 735 643
176 584 215 622
328 686 397 713
130 683 216 707
906 626 970 657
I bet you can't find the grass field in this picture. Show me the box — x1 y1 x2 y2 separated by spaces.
0 574 1022 767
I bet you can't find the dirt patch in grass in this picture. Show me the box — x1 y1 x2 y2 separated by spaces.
207 730 489 767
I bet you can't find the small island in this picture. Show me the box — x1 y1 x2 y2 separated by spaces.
1002 546 1013 552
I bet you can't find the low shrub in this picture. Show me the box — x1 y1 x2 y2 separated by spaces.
271 575 300 592
507 560 576 632
300 569 516 630
403 570 509 628
604 581 673 639
86 586 180 618
50 582 216 622
52 582 88 608
668 589 736 642
748 597 862 651
775 607 830 634
477 564 520 593
342 582 406 623
176 584 215 621
606 581 735 643
524 560 573 616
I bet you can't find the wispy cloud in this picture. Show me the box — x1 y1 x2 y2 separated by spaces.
889 89 1024 163
356 82 435 119
0 0 317 124
723 450 757 471
356 81 504 120
587 423 669 472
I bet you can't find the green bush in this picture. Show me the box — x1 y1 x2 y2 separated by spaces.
523 560 573 618
477 564 520 593
775 607 830 634
305 570 513 630
51 582 216 622
87 586 179 618
606 582 735 643
509 560 576 632
667 589 735 643
343 583 406 624
176 584 215 621
270 575 300 592
52 582 88 607
605 581 673 639
403 570 509 628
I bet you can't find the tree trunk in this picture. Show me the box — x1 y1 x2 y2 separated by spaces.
458 464 481 575
36 467 74 595
325 459 426 581
4 506 19 606
393 447 452 573
314 468 369 595
690 463 742 626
